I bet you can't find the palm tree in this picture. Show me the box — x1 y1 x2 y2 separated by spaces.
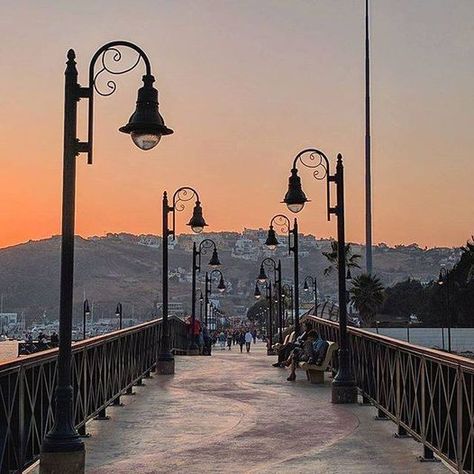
462 237 474 282
322 241 361 277
350 273 385 327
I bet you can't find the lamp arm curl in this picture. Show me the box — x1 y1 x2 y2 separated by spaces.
170 186 200 236
292 148 333 221
82 41 153 165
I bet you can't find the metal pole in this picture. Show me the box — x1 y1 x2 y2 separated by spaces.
119 304 123 330
189 242 198 352
41 49 84 458
293 219 300 334
83 301 86 340
157 192 174 374
447 272 451 353
277 261 283 343
331 155 357 404
314 278 318 314
267 282 273 353
205 272 209 327
365 0 373 275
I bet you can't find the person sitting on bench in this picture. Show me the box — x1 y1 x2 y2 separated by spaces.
272 320 313 368
285 330 329 382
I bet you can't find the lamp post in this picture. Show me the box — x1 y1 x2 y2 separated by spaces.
255 280 274 353
257 258 283 344
282 148 356 404
40 41 173 472
190 239 221 353
204 269 226 327
199 291 204 322
281 283 293 327
438 268 452 353
303 276 318 315
161 187 207 370
265 215 300 334
115 303 123 330
83 299 90 340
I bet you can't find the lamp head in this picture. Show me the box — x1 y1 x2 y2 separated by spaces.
254 283 262 299
209 247 221 267
84 299 91 316
119 75 173 150
187 200 208 233
257 264 267 283
283 167 308 213
303 280 309 291
115 303 121 317
346 268 352 280
217 275 226 292
265 225 279 250
199 291 204 302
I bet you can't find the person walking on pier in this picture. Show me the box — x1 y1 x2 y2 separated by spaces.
238 331 245 353
245 330 253 353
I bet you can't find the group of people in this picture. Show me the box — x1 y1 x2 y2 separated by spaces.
216 329 256 353
187 318 259 355
272 321 329 382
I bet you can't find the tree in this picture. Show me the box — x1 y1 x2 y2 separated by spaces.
381 278 426 320
349 274 385 327
322 241 361 277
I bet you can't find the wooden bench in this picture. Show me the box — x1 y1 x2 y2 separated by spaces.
272 331 296 352
298 341 338 384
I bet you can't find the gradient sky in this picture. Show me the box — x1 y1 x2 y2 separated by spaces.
0 0 473 249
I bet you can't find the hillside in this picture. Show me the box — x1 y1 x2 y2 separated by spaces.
0 232 460 326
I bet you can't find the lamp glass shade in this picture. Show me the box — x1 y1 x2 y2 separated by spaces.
257 265 267 283
131 132 161 150
217 275 226 292
187 201 208 234
346 269 352 280
282 168 308 214
265 226 279 249
199 292 204 302
84 300 91 316
119 75 173 150
303 281 309 291
209 248 221 267
254 283 262 299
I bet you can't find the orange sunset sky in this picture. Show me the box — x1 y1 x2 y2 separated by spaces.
0 0 473 249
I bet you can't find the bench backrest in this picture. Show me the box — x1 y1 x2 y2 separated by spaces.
289 331 296 343
322 341 338 369
282 333 290 345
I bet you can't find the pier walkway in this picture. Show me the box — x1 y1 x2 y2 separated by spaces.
80 342 449 474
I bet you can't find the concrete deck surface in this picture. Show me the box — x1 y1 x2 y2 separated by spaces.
83 342 450 474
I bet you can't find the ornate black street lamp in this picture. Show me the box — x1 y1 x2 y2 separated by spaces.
161 187 207 370
115 303 123 330
438 267 452 353
254 280 274 354
265 215 300 334
303 276 318 315
199 291 204 322
282 148 356 404
83 299 90 340
190 239 221 352
256 257 282 349
204 269 226 327
281 283 294 326
41 41 173 470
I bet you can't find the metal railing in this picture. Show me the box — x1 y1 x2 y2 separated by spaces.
303 314 474 473
0 316 188 473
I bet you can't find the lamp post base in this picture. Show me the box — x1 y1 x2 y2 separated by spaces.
156 354 175 375
331 382 357 404
40 449 85 474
